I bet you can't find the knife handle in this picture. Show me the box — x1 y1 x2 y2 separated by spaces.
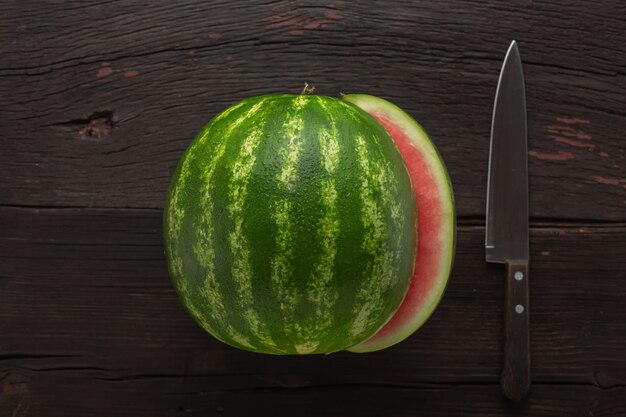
502 260 530 400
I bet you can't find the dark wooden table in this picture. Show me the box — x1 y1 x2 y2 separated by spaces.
2 1 625 416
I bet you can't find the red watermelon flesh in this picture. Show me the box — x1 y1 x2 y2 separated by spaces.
344 95 455 353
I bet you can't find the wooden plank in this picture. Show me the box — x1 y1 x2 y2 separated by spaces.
1 1 625 219
1 208 625 388
0 370 624 417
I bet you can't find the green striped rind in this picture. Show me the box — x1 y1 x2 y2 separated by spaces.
164 94 417 354
342 94 455 353
299 102 340 349
349 134 405 338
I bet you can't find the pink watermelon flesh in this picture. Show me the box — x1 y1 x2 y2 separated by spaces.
344 95 455 353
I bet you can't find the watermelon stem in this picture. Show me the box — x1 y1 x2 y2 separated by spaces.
300 82 315 95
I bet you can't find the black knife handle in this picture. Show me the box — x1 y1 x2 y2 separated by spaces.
502 260 530 400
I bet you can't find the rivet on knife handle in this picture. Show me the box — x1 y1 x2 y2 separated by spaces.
502 260 530 400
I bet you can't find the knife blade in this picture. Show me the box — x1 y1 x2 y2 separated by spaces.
485 40 530 401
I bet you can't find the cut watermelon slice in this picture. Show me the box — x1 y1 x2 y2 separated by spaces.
344 94 456 352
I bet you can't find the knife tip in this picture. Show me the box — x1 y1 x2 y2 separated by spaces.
505 40 522 64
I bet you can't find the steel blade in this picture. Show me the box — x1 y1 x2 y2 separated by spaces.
485 40 529 263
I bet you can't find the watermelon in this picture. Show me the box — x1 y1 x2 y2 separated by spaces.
343 95 455 352
164 94 418 354
164 93 455 354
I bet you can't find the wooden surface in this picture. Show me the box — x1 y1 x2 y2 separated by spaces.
1 1 625 416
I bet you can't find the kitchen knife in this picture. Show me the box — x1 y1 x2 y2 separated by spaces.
485 40 530 401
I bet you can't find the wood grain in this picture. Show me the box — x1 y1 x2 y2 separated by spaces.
502 261 530 400
2 1 626 415
2 373 625 417
1 209 624 389
1 0 624 219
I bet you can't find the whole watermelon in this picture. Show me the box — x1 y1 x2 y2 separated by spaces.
164 94 417 354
